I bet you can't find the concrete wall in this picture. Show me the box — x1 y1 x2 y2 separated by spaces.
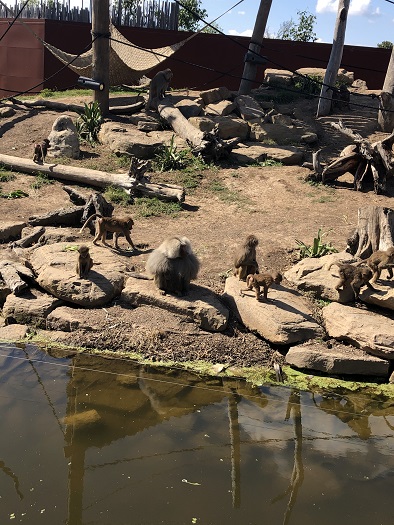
0 18 391 98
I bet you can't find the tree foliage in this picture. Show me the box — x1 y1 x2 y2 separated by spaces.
377 41 393 49
277 10 317 42
177 0 207 32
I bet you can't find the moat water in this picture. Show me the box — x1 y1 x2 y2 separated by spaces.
1 342 394 525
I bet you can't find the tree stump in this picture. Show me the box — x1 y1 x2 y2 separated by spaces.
347 206 394 258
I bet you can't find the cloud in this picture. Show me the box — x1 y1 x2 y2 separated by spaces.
228 29 253 37
237 11 246 15
316 0 372 16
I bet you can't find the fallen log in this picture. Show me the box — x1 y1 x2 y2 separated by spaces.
0 260 34 294
11 226 46 248
0 154 185 202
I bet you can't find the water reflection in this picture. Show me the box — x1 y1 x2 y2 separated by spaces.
1 343 394 524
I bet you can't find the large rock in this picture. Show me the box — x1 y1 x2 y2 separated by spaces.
3 289 63 327
99 123 186 159
212 116 249 140
284 252 358 303
204 100 236 117
29 243 131 307
264 69 294 87
175 99 203 118
231 143 303 165
296 67 354 85
200 87 232 105
0 221 26 242
46 305 98 331
188 116 215 133
234 95 265 121
47 115 80 159
0 323 31 341
223 276 322 345
286 341 389 377
322 303 394 359
359 283 394 311
121 277 229 332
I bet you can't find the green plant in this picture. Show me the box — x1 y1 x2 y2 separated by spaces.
154 135 190 172
104 185 133 205
0 170 15 182
295 229 338 258
257 158 283 167
133 196 182 217
31 172 54 189
0 189 29 199
75 101 103 144
294 73 322 96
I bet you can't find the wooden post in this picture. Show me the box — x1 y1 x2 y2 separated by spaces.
238 0 272 95
316 0 350 117
91 0 110 116
378 47 394 132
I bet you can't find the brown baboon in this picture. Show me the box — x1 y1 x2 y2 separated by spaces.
76 245 94 278
233 234 259 281
329 262 374 298
33 138 50 163
241 271 282 301
80 214 135 251
146 236 200 296
363 247 394 283
145 68 173 110
331 84 351 112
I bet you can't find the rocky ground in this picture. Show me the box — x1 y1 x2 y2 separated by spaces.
0 87 393 381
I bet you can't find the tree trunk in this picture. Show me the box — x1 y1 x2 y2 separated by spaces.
378 46 394 132
346 206 394 258
0 154 185 202
316 0 350 117
238 0 272 95
92 0 110 115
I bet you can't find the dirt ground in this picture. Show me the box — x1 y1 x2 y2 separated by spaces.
0 90 393 370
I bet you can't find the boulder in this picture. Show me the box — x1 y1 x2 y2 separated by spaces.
204 100 236 117
137 121 161 132
0 221 26 242
250 122 306 145
286 340 389 377
271 114 293 127
264 69 294 87
359 283 394 311
0 323 31 341
234 95 265 121
200 87 232 105
231 143 303 165
46 305 98 331
121 276 229 332
47 115 80 159
284 252 358 303
212 116 249 140
295 67 354 86
3 289 63 327
322 302 394 359
29 243 130 307
175 99 203 118
188 116 215 133
0 107 16 118
223 276 322 345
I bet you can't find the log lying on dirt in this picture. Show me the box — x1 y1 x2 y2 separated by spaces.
157 97 236 162
320 121 394 194
0 260 34 294
347 206 394 258
0 154 185 202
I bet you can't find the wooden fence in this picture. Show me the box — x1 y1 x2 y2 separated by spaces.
0 0 179 28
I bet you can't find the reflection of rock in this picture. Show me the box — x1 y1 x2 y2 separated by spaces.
286 340 389 377
322 303 394 359
62 409 102 430
223 276 322 344
121 277 229 332
29 243 130 307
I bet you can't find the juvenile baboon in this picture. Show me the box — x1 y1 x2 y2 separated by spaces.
33 138 50 163
233 234 259 281
329 262 374 298
76 245 93 278
146 236 200 296
241 272 282 301
80 213 135 251
145 68 173 110
363 247 394 283
331 84 351 112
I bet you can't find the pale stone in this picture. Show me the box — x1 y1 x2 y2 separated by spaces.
3 289 63 327
62 409 102 429
271 114 293 126
264 69 294 87
234 95 265 121
200 87 232 105
46 305 98 331
223 276 322 345
0 324 30 341
175 99 203 118
212 116 249 139
359 283 394 311
286 341 389 377
204 100 236 117
0 221 26 242
231 143 303 165
188 116 215 133
322 302 394 359
137 121 161 132
121 277 229 332
47 115 80 159
29 243 130 307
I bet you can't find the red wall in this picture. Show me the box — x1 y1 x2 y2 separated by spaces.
0 19 391 98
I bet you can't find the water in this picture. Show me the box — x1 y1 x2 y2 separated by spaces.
1 343 394 525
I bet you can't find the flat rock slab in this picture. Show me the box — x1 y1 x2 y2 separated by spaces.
322 302 394 359
286 341 389 377
231 143 303 165
284 252 357 303
29 243 131 307
0 221 26 242
0 323 30 341
121 276 229 332
223 276 322 345
3 289 63 327
46 305 100 332
359 283 394 311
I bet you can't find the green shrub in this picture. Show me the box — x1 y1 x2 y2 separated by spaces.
134 196 182 217
75 101 103 144
31 172 54 189
154 135 190 172
295 229 338 258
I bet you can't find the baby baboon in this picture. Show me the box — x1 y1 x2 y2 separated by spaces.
329 262 374 298
145 68 173 110
146 236 200 296
241 272 282 301
76 245 93 278
363 247 394 283
80 213 135 251
33 138 50 163
233 234 259 281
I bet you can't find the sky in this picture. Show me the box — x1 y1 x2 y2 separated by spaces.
200 0 394 48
